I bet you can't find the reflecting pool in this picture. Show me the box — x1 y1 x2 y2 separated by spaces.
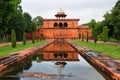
0 40 105 80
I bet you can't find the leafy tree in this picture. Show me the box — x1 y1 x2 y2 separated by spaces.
33 16 43 26
104 0 120 39
104 13 114 38
11 29 16 48
8 9 25 41
23 32 26 45
31 21 37 32
23 12 32 32
88 19 97 39
102 26 109 42
23 12 37 33
95 21 104 35
88 19 96 29
111 0 120 39
0 0 21 39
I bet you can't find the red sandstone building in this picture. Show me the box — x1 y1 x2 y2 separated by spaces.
33 9 92 40
40 41 79 61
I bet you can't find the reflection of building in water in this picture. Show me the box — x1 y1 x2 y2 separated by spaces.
40 40 79 61
39 52 79 61
41 41 75 52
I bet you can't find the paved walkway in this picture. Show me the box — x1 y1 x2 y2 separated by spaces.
0 41 32 47
0 40 53 72
69 41 120 80
89 40 120 46
0 42 22 47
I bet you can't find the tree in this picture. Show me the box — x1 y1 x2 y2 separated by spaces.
102 26 109 42
104 13 114 38
32 32 35 43
23 12 32 32
0 0 21 39
11 29 16 48
8 9 25 41
82 33 84 42
86 32 89 42
23 12 37 33
111 0 120 39
95 21 104 35
23 32 26 45
33 16 43 26
104 0 120 39
31 21 37 32
88 19 96 29
88 19 97 41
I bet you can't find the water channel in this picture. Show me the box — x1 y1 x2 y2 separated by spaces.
0 40 105 80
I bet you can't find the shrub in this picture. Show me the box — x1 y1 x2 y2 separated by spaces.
78 33 81 40
86 32 89 42
82 33 84 42
102 26 109 42
32 32 35 43
93 28 97 44
11 29 16 48
23 33 26 45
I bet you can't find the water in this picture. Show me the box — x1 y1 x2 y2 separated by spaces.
0 40 105 80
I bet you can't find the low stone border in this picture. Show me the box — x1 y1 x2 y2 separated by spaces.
69 41 120 80
0 40 54 72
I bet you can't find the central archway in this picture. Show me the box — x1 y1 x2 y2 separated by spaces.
59 23 63 28
64 22 68 27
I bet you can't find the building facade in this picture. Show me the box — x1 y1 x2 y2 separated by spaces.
28 9 92 40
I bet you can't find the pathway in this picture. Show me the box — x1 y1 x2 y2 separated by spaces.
89 40 120 46
0 40 54 72
69 41 120 80
0 41 32 47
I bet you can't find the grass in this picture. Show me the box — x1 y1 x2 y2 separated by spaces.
0 40 46 57
73 40 120 60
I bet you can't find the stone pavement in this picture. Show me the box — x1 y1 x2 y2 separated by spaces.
0 41 32 47
69 41 120 80
0 40 54 72
89 40 120 46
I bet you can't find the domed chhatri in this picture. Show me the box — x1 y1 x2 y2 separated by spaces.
55 9 67 19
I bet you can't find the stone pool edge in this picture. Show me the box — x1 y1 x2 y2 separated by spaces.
68 41 120 80
0 40 54 72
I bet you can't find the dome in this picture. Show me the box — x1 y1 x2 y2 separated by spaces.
57 9 65 15
55 9 67 18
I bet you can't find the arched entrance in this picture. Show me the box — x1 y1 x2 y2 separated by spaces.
54 22 58 27
64 22 68 27
59 23 63 28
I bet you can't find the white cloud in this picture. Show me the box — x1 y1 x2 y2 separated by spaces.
21 0 118 24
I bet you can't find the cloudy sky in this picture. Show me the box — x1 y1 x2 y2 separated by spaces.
21 0 118 25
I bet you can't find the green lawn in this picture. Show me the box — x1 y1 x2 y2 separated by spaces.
73 40 120 60
0 40 46 57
